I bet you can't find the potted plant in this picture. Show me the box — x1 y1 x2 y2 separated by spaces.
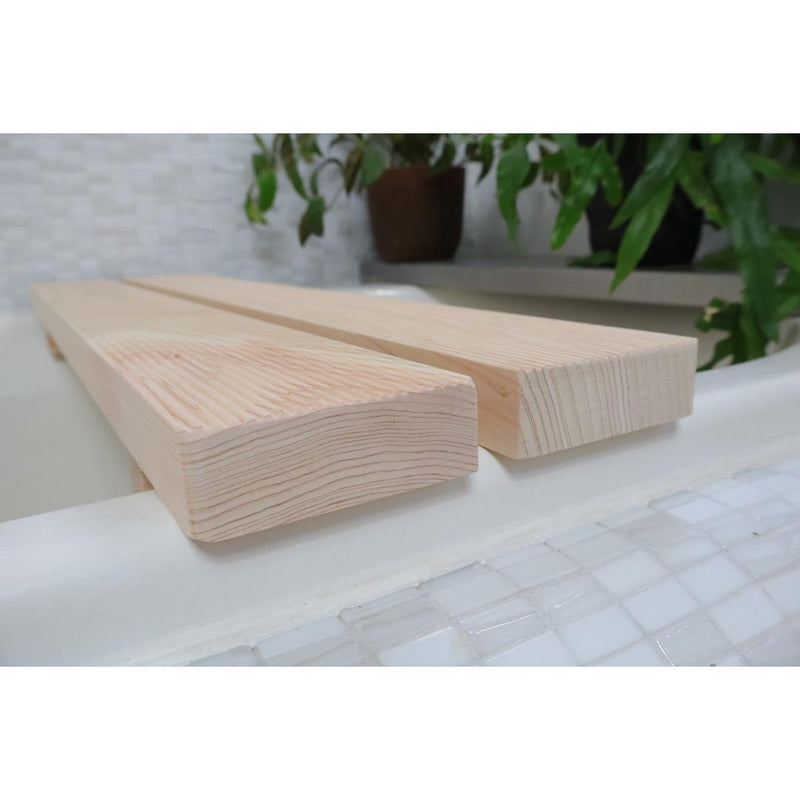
245 134 488 262
493 134 800 368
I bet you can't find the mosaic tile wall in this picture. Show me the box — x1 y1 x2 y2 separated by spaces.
0 134 606 313
192 456 800 666
0 134 373 311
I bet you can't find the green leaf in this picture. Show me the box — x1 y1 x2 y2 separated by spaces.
342 147 363 194
747 152 800 185
430 139 456 175
360 144 387 187
477 134 495 183
697 333 735 371
297 134 322 163
611 134 690 228
519 162 538 189
569 250 616 267
695 298 739 333
598 153 623 206
677 151 723 225
298 196 325 245
243 191 265 224
252 152 268 176
550 143 607 250
257 170 277 212
698 246 737 270
253 133 269 153
496 143 531 246
279 135 307 199
776 231 800 274
710 135 778 340
611 179 674 291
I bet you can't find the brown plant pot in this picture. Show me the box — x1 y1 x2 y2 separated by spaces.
366 165 465 263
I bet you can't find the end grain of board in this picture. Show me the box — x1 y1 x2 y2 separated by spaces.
31 280 478 542
128 274 697 459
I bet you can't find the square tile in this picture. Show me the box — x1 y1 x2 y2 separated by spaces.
546 523 605 550
525 574 609 627
746 498 799 532
561 531 634 567
614 511 689 548
191 647 259 666
256 616 346 661
733 467 776 483
498 549 579 589
730 536 798 579
655 613 733 666
650 490 700 510
379 627 474 666
744 622 800 666
710 484 771 509
624 579 698 632
459 598 546 657
598 641 667 666
600 506 655 528
763 567 800 617
700 510 760 548
340 587 421 623
262 634 358 666
775 456 800 477
678 554 750 605
301 639 364 666
752 473 800 496
486 541 549 570
485 631 576 666
428 571 517 617
708 587 783 645
666 497 728 525
654 533 720 570
418 563 487 593
693 477 739 496
785 489 800 509
559 606 642 663
360 597 447 649
593 550 667 597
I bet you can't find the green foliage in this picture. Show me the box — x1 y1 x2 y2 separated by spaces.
243 133 800 367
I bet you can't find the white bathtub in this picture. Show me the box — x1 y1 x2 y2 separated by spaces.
2 284 799 665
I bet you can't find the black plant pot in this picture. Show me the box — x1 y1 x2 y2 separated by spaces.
580 134 704 267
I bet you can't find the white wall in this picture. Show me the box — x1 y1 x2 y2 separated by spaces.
1 134 731 312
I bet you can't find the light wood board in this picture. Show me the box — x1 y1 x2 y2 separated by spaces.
31 280 478 541
128 274 698 459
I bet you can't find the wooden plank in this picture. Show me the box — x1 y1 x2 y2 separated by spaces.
31 280 478 541
128 275 697 460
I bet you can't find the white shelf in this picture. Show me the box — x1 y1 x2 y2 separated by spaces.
362 256 743 309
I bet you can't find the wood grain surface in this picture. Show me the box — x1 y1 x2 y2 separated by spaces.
128 274 697 459
31 280 478 541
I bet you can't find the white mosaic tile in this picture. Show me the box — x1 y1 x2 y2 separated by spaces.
191 647 259 666
730 536 798 579
255 616 346 661
613 511 689 548
700 510 760 548
359 598 447 649
750 473 800 496
559 606 642 663
666 497 728 525
653 532 721 570
379 627 474 666
709 587 783 645
650 490 700 510
593 550 667 597
598 641 667 666
428 571 516 617
746 498 800 532
600 506 655 528
623 580 698 633
561 531 635 567
733 467 776 483
654 613 733 666
743 622 800 666
762 568 800 617
693 477 740 496
545 523 605 550
678 554 750 605
498 550 578 589
486 541 549 570
485 631 576 666
418 563 487 594
339 587 421 623
458 598 546 657
710 484 772 509
775 457 800 477
525 574 610 627
301 639 363 667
